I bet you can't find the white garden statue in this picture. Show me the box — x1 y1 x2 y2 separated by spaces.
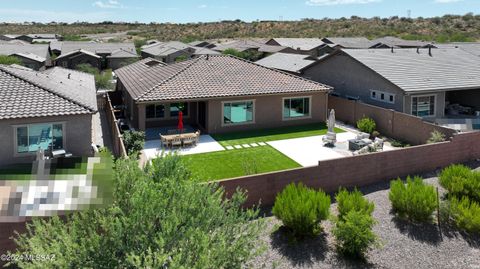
322 109 337 146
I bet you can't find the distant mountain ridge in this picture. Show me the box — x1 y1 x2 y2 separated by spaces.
0 13 479 43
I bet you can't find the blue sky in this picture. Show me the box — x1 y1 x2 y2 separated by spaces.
0 0 478 23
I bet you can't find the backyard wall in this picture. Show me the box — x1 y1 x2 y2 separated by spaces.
328 95 456 145
218 131 480 207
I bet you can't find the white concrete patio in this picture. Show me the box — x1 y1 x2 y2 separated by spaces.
142 134 225 161
268 131 397 167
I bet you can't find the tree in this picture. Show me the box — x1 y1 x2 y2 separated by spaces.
75 64 114 90
9 155 264 268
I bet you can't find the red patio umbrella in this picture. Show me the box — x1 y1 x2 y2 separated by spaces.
177 111 184 132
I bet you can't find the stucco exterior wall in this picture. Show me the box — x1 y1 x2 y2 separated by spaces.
206 92 328 134
302 54 405 113
0 114 93 166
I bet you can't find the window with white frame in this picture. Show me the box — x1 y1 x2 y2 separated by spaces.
370 90 395 104
412 95 435 117
283 97 311 119
16 123 64 154
223 100 254 125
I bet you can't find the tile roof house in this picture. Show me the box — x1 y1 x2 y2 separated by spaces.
436 42 480 57
0 43 51 70
115 55 331 133
322 37 373 49
255 53 318 74
188 40 216 49
213 40 293 54
265 38 330 57
0 65 97 165
370 36 435 49
301 48 480 120
54 41 137 70
140 41 196 63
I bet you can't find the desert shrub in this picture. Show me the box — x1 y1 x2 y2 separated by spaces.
427 130 446 144
10 156 264 268
356 117 376 134
333 211 377 259
272 183 330 238
448 196 480 234
389 139 410 148
122 130 145 156
0 55 22 65
335 188 374 221
439 164 480 202
389 176 437 222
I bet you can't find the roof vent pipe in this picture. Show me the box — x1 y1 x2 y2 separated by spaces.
206 54 209 60
428 46 432 56
417 47 420 54
391 47 394 53
68 73 71 79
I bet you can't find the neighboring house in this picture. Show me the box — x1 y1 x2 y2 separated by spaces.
255 53 318 75
265 38 329 57
53 41 137 70
55 49 102 69
191 47 221 57
16 34 62 43
115 55 331 133
188 40 216 49
321 37 372 49
0 65 97 166
140 41 196 63
11 52 47 71
370 36 435 48
213 40 293 54
0 35 20 41
0 43 52 69
302 48 480 119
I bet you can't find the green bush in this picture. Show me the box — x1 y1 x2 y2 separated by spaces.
389 176 437 222
10 156 264 268
356 117 376 134
335 188 374 221
439 164 480 202
333 211 377 259
389 139 410 148
427 130 446 144
122 130 145 156
0 55 22 65
272 183 331 238
448 196 480 234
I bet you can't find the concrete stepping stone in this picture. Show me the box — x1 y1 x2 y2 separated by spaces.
225 146 234 150
250 143 259 147
258 142 267 146
242 144 251 148
234 145 243 149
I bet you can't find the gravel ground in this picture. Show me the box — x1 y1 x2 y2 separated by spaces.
250 163 480 269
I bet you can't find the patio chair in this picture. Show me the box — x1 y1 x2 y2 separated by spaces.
194 130 201 145
182 136 196 147
170 136 182 148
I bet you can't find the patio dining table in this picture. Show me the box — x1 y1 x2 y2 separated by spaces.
160 132 198 148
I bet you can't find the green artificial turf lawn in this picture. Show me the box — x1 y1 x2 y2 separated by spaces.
181 145 301 181
211 123 345 147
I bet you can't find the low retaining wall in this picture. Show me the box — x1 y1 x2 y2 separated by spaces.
218 131 480 207
328 96 457 145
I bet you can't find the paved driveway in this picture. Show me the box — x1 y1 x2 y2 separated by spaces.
267 132 358 167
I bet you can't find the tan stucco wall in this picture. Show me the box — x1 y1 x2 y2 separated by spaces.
0 114 93 166
303 53 406 113
206 92 328 134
